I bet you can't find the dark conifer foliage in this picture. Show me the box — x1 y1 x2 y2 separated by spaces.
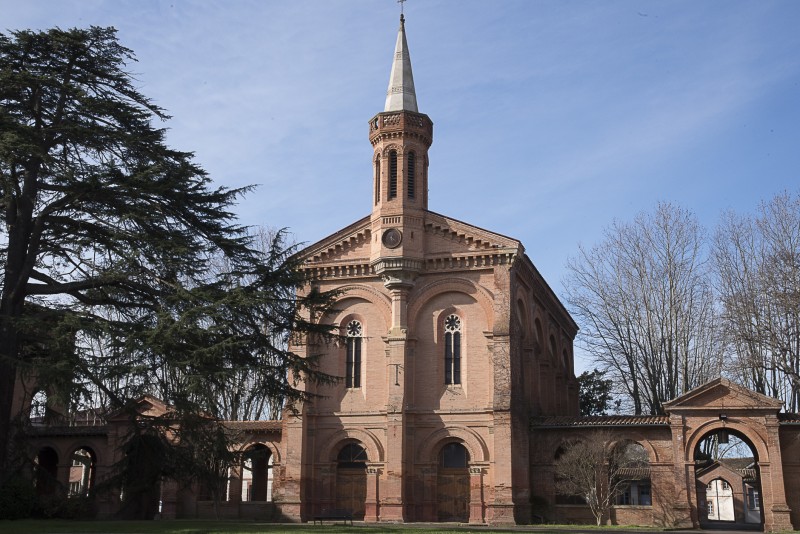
0 27 335 472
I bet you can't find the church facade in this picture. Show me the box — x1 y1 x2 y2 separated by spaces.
11 16 800 531
277 14 578 525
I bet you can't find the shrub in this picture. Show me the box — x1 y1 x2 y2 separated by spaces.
0 476 36 519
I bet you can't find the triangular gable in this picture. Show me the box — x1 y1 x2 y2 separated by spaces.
296 215 371 265
663 378 783 413
106 395 170 422
695 460 744 486
424 210 521 255
296 210 522 267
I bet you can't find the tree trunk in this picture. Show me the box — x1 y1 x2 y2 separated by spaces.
0 312 21 473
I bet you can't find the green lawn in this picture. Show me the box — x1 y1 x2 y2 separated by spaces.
0 520 532 534
0 520 666 534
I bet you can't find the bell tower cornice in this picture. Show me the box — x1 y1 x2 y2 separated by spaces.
369 110 433 149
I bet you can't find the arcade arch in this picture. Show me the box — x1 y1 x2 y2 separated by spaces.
68 446 96 497
693 428 762 528
241 443 273 502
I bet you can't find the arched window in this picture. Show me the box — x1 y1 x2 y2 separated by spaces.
549 335 557 361
534 319 543 356
337 443 368 468
346 320 362 388
374 155 381 205
388 150 398 199
440 442 469 468
614 441 651 506
444 314 462 385
30 390 47 421
407 152 415 199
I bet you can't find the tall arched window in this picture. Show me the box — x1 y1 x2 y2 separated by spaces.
374 155 381 205
346 320 362 388
30 390 47 421
388 150 398 199
444 314 462 385
407 152 415 199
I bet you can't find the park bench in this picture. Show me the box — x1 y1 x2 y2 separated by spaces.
312 508 354 525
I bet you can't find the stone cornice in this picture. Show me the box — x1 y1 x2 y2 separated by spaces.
301 250 520 281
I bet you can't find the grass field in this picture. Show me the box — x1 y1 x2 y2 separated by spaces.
0 520 666 534
0 520 552 534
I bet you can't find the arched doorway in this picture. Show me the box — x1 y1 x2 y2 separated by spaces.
68 447 96 497
694 429 762 529
335 442 367 519
241 444 273 501
34 446 59 496
437 442 470 522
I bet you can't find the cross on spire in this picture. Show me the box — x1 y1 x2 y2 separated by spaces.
398 0 406 16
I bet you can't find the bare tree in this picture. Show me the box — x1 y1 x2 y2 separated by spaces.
713 191 800 411
554 432 643 525
565 202 721 415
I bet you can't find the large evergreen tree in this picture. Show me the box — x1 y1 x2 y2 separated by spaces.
0 27 334 473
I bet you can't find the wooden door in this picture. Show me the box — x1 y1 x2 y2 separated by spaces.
437 469 469 522
335 468 366 519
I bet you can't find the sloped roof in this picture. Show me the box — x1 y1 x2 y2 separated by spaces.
222 420 282 432
26 425 108 437
779 412 800 424
531 414 669 429
617 467 651 480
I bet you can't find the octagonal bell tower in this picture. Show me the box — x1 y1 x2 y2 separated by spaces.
369 14 433 296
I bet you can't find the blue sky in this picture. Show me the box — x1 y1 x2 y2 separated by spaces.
4 1 800 370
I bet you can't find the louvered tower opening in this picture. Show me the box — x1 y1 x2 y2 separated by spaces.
407 152 415 199
389 150 398 199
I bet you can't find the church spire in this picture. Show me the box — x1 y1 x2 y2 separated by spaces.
369 10 432 286
384 14 418 112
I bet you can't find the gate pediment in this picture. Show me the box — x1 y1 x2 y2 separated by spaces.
663 378 782 414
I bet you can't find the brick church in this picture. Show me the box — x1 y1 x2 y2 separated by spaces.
14 15 800 531
278 13 578 525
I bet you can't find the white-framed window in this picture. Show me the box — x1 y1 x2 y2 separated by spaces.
748 487 760 510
